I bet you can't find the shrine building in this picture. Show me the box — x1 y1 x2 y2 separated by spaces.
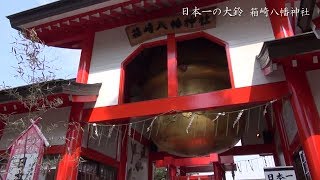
1 0 320 179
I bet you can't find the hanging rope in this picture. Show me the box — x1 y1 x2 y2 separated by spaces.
186 113 196 134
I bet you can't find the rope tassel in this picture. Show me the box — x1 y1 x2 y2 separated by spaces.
233 110 244 128
212 112 225 122
186 113 196 134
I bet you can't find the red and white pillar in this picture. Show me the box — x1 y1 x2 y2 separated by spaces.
284 68 320 179
56 32 95 180
266 1 320 177
168 164 177 180
265 0 294 39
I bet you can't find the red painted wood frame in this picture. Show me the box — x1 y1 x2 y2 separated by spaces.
56 31 95 180
265 0 294 39
178 175 213 180
30 0 229 48
263 0 294 75
85 81 289 123
118 31 235 104
155 154 219 167
283 67 320 179
273 53 320 72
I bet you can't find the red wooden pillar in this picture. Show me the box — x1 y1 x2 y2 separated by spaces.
273 101 293 165
265 0 294 39
168 165 177 180
118 126 128 180
284 67 320 179
213 163 223 180
56 32 95 180
167 34 178 97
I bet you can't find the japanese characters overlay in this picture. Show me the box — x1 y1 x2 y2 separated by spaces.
183 6 310 17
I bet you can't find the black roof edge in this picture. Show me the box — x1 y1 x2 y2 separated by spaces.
256 32 320 69
7 0 110 30
0 78 102 103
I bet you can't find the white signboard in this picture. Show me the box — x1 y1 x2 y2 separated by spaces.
264 166 296 180
6 153 39 180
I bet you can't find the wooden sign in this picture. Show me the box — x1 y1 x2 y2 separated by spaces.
5 118 49 180
126 13 216 46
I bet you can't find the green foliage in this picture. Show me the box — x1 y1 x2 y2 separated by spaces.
154 167 167 180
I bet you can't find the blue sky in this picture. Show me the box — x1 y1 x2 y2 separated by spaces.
0 0 80 87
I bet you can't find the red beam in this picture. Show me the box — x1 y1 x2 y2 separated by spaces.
274 52 320 72
44 145 64 154
81 147 119 168
83 82 289 123
265 0 294 38
220 144 275 156
156 154 219 167
72 95 98 103
178 176 212 180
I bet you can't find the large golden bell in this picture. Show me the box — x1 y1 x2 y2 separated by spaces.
144 64 246 157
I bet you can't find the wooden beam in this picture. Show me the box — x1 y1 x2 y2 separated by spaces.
83 82 289 123
0 94 71 115
177 176 213 180
72 95 98 103
44 145 65 154
155 154 219 167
